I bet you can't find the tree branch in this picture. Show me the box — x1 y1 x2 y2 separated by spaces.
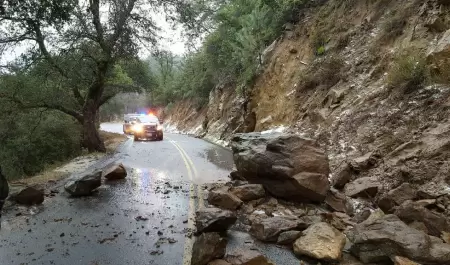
89 0 109 53
0 93 84 122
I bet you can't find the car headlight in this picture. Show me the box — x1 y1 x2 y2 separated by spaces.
157 125 163 131
132 124 143 132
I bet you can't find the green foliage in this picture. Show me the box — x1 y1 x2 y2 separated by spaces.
387 49 428 93
0 110 81 180
152 0 309 104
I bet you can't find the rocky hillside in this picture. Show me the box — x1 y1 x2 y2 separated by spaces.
166 0 450 188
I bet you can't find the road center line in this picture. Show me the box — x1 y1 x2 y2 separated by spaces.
167 137 197 265
169 140 205 209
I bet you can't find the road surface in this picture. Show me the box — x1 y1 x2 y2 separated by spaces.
0 123 233 265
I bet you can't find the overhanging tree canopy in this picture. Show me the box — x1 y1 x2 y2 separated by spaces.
0 0 159 152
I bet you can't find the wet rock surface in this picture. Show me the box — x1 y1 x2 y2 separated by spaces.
191 232 227 265
103 163 127 180
231 184 265 202
64 171 102 196
231 133 330 202
11 186 45 205
196 207 237 234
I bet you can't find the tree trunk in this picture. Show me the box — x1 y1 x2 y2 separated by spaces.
81 100 106 152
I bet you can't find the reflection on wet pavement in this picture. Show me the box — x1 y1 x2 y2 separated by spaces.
0 131 234 265
202 146 235 171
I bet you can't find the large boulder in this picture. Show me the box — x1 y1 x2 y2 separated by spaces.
196 207 237 234
394 200 450 237
191 232 227 265
427 29 450 74
250 216 305 242
293 222 346 261
208 187 243 210
347 214 450 264
103 163 127 180
231 133 330 202
225 249 275 265
377 183 416 213
12 186 44 205
64 171 102 196
231 184 265 201
344 177 379 198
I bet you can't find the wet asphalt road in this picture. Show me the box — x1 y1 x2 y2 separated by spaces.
0 123 233 265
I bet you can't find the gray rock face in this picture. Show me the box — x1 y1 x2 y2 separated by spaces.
225 249 275 265
293 222 346 261
208 187 243 210
347 214 450 264
331 163 353 189
231 133 330 202
325 188 348 212
191 232 227 265
377 183 416 213
344 177 379 198
277 230 301 245
394 200 450 237
196 207 237 234
250 216 301 242
12 186 44 205
64 171 102 196
417 181 450 199
231 184 265 201
103 163 127 180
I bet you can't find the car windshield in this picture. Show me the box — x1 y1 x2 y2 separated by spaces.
136 116 159 124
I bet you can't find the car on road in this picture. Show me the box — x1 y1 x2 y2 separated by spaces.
132 115 163 141
123 114 141 134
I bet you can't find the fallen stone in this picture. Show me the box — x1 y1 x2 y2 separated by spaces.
417 181 450 199
196 207 237 234
12 187 44 205
331 163 353 189
231 133 330 202
293 222 346 261
347 214 450 264
250 216 301 242
277 230 301 245
231 184 265 201
103 163 127 180
394 200 450 237
64 171 102 196
208 260 232 265
377 183 416 213
225 249 274 265
325 188 348 212
349 152 379 172
208 187 243 210
344 177 379 198
191 233 227 265
230 170 245 181
392 256 422 265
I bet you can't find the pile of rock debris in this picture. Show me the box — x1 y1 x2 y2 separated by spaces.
191 132 450 265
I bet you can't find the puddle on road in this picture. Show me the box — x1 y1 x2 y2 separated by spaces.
199 146 235 171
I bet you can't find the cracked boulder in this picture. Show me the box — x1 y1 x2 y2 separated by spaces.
250 216 305 242
231 133 330 202
344 177 379 198
196 207 237 234
191 232 227 265
65 171 102 196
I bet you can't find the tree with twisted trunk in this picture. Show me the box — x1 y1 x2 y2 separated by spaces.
0 0 159 152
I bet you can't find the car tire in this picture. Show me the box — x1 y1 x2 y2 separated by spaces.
159 135 163 141
134 135 139 141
